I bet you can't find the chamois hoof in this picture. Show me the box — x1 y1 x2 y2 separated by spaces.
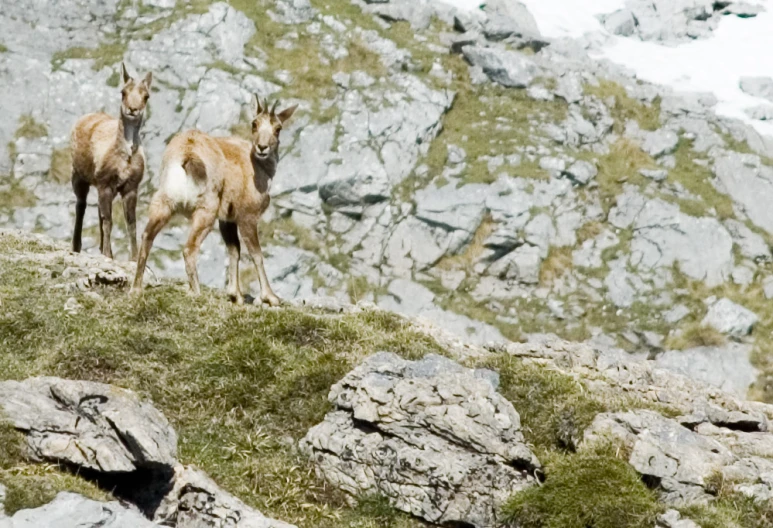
262 294 281 307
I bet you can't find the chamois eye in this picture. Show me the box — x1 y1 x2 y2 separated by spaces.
252 121 257 132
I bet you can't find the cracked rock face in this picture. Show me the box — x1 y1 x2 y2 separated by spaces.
0 377 177 473
300 352 540 527
585 409 773 505
0 492 159 528
153 465 296 528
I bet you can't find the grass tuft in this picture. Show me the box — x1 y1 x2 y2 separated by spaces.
14 115 48 140
666 323 726 350
51 43 127 71
585 80 661 132
501 445 662 528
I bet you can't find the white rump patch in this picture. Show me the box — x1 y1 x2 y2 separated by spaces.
164 163 200 209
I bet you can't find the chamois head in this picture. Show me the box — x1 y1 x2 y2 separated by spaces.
250 94 297 160
120 62 152 122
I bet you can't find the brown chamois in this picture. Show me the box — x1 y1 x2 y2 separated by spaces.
130 95 298 305
71 62 152 260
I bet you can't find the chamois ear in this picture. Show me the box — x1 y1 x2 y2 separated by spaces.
142 71 153 90
276 104 298 124
251 93 262 116
121 62 131 85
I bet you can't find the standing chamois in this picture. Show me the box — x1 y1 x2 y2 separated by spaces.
130 95 297 305
71 62 152 260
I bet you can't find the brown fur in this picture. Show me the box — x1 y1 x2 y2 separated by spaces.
70 62 152 260
131 95 298 305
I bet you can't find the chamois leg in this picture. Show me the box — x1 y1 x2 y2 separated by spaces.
131 199 172 295
183 208 216 296
71 176 89 253
239 221 280 307
97 186 115 259
122 188 138 261
218 220 243 304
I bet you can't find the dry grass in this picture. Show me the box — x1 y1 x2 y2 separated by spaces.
665 323 726 350
14 115 47 140
49 148 72 184
585 80 661 132
595 138 656 210
540 247 573 286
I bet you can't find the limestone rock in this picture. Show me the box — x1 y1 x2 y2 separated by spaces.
654 343 757 397
723 219 771 262
585 409 773 504
564 160 598 185
153 466 296 528
462 45 540 88
658 509 701 528
740 76 773 102
702 298 758 336
301 353 540 527
714 153 773 234
482 0 540 41
1 492 159 528
0 377 177 473
601 9 637 36
641 129 679 157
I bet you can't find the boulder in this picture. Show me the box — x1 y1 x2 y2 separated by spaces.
0 377 177 473
658 510 700 528
701 298 758 336
740 76 773 102
602 9 637 36
482 0 540 41
153 466 295 528
462 46 540 88
1 492 159 528
641 129 679 158
301 353 540 528
564 160 598 185
414 183 488 235
271 0 317 24
714 153 773 234
653 343 757 397
610 190 733 286
585 409 773 504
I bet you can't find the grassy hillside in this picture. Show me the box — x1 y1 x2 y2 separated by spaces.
0 232 770 527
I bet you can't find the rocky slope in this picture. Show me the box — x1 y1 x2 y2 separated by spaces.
4 0 773 468
2 229 773 527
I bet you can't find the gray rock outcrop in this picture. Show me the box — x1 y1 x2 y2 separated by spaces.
701 298 758 336
585 409 773 504
0 377 177 473
301 352 540 527
0 492 159 528
154 466 295 528
462 46 540 88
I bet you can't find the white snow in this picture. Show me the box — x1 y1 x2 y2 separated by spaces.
443 0 773 139
598 8 773 137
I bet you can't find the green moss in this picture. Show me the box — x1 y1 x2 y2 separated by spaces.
14 115 48 140
502 446 662 528
51 42 127 71
0 245 444 525
0 43 8 53
0 420 25 469
585 80 661 132
206 59 243 76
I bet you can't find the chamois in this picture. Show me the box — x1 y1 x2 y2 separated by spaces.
71 62 152 260
131 95 297 305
